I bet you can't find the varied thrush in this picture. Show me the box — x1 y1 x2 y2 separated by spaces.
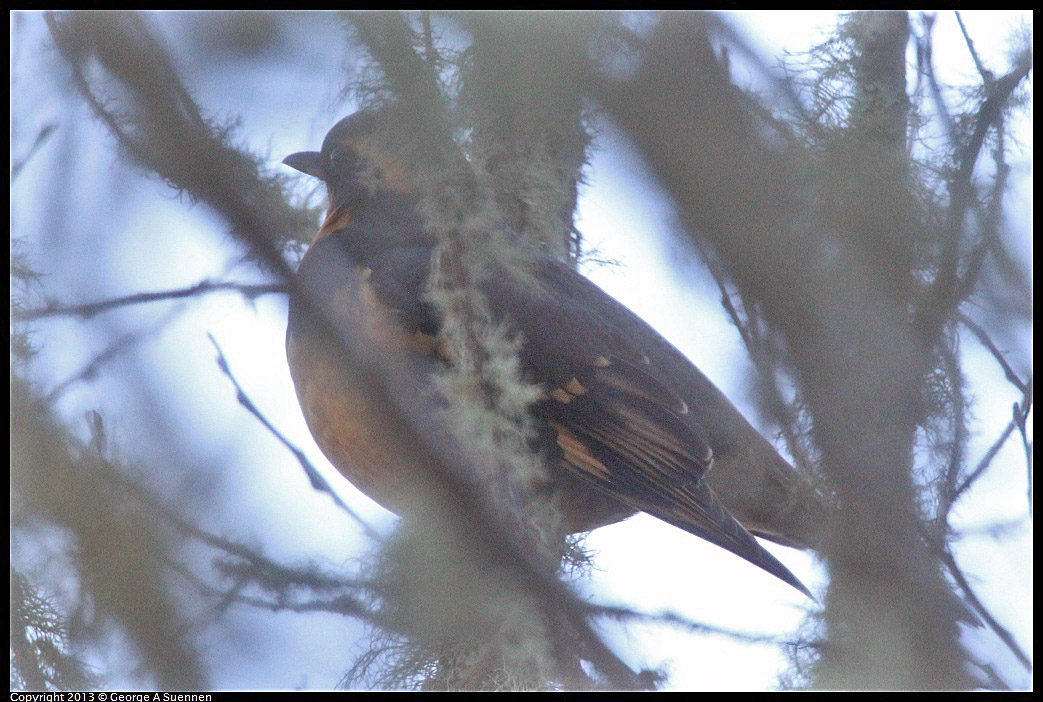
283 111 823 598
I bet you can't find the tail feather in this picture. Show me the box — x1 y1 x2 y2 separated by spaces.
653 480 815 600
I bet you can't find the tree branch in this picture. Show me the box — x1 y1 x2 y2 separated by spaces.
940 548 1031 672
207 333 382 540
16 280 286 322
958 312 1028 392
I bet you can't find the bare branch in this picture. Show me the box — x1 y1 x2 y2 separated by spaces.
954 11 992 81
597 11 980 688
951 418 1016 505
45 305 182 403
692 236 815 477
207 333 382 540
169 560 380 624
45 11 315 270
420 11 437 70
11 122 57 181
957 313 1028 392
12 381 209 689
16 280 286 322
1013 384 1033 515
940 548 1031 672
918 55 1033 342
589 602 802 646
918 13 958 138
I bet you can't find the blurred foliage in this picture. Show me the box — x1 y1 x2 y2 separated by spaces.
10 568 98 691
10 9 1031 692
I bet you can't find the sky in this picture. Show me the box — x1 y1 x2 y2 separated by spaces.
11 10 1032 691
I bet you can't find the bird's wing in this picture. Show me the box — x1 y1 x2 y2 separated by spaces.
486 260 811 597
360 247 810 596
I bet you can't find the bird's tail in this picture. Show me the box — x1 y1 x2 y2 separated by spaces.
704 438 831 554
654 479 815 600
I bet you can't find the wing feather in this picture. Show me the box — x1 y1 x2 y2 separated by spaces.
354 247 811 596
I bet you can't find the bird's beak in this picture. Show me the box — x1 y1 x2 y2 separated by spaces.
282 150 324 180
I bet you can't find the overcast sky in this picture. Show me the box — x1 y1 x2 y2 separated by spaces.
11 10 1032 691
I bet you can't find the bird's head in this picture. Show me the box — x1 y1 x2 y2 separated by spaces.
283 111 415 217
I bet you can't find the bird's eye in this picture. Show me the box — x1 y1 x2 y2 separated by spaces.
329 143 360 170
327 146 344 170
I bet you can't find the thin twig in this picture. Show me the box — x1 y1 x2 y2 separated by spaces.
589 602 801 647
16 280 286 322
952 515 1028 540
951 418 1015 505
207 333 382 541
954 11 991 81
919 57 1033 342
45 305 183 403
45 11 313 272
693 237 814 475
918 14 957 140
169 560 379 623
1013 384 1033 515
940 548 1032 672
937 332 969 520
11 123 58 181
92 447 369 595
957 313 1028 392
420 11 437 70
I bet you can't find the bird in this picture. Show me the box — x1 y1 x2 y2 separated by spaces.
282 110 826 598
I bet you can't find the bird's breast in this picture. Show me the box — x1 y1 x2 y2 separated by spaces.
285 248 445 518
285 241 639 534
286 332 409 516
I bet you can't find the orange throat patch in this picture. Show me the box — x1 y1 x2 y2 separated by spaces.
315 205 353 243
